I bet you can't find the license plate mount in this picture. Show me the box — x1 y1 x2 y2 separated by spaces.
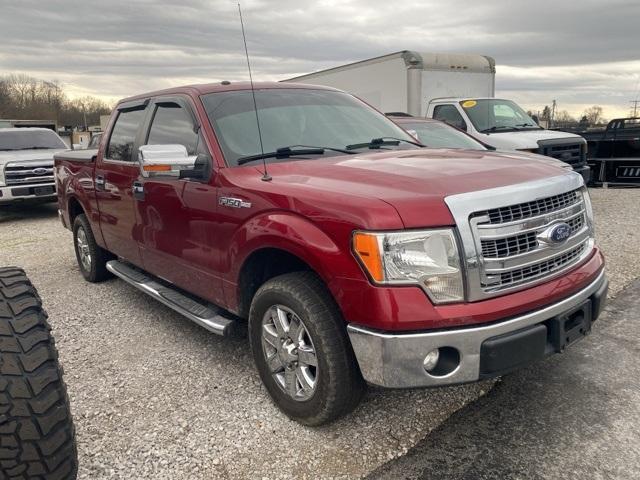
549 299 592 352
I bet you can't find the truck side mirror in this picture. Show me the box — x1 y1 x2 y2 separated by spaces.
138 144 198 178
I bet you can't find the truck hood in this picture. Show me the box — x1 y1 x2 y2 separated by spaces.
0 148 68 165
261 148 573 228
474 128 585 150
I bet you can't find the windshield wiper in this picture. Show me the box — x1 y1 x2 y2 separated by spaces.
237 145 352 166
346 136 423 150
479 126 518 133
514 123 542 129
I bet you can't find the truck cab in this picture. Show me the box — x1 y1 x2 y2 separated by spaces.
427 98 591 182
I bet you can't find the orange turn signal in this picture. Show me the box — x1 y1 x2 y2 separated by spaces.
143 164 172 172
353 232 384 282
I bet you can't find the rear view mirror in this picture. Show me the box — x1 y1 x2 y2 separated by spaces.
138 144 197 178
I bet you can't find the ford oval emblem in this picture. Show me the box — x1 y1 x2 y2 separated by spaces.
549 223 572 244
33 167 48 175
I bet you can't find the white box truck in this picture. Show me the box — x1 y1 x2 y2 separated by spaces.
286 50 590 182
286 50 496 117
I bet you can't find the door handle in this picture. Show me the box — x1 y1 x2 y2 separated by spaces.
132 181 145 200
95 175 105 189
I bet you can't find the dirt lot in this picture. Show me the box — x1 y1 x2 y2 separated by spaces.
0 188 638 479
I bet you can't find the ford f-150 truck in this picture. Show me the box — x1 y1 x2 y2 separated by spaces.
1 128 67 204
55 82 607 426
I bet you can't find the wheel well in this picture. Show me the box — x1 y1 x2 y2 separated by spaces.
67 197 84 225
237 248 312 319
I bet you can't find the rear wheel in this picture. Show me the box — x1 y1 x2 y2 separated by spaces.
0 267 77 479
249 272 365 426
72 214 112 282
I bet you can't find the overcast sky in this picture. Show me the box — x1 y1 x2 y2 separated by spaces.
1 0 639 118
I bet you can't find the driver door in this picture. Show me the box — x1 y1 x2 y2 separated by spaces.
133 96 224 306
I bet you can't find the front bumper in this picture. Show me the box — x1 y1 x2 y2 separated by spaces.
347 269 608 388
0 183 57 204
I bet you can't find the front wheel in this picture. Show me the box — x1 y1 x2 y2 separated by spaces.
249 272 365 426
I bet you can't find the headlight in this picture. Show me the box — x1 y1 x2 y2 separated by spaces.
353 229 464 303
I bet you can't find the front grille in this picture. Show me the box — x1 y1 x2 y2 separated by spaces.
537 141 586 166
4 161 54 186
498 243 586 288
475 189 580 224
471 188 592 295
481 213 585 259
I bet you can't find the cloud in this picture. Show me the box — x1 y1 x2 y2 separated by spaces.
1 0 638 117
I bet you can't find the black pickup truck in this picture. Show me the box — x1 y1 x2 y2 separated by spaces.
580 118 640 186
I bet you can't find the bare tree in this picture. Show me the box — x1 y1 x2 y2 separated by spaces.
583 106 605 126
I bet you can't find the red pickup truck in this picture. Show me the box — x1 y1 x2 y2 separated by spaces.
55 82 607 425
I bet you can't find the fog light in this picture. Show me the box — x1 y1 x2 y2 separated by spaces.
423 349 440 372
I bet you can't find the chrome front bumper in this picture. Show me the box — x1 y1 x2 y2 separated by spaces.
347 269 608 388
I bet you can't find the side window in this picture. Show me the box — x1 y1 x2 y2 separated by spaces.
433 105 467 130
106 108 146 161
146 103 199 155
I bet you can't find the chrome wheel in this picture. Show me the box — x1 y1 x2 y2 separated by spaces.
76 226 92 271
261 305 318 401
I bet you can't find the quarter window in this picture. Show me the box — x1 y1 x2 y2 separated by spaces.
147 103 199 155
433 105 467 130
106 108 146 161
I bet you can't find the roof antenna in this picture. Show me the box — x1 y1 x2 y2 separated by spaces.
238 2 271 181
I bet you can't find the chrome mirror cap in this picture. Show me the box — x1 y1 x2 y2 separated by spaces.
138 144 197 177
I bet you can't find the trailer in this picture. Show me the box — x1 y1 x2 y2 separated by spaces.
285 51 495 116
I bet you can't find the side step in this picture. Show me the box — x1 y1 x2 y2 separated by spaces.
106 260 235 336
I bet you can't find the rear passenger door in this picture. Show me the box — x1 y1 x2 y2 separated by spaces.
95 101 149 266
134 96 224 305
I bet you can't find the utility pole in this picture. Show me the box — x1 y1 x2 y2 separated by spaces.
550 100 557 128
630 100 639 118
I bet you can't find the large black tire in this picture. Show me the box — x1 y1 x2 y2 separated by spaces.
72 214 112 283
0 268 77 479
249 272 365 426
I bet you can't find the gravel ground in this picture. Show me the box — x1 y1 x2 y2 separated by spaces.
0 188 637 479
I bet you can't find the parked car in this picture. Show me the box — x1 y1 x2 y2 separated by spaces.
55 82 607 425
389 115 576 171
0 128 67 205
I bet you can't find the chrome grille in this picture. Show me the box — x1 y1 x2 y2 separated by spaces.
4 161 54 186
475 190 580 224
497 243 586 288
444 175 595 302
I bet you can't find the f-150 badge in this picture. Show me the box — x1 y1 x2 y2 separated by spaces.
219 197 252 208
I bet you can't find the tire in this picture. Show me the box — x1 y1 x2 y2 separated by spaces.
0 267 77 479
72 214 112 282
249 271 365 426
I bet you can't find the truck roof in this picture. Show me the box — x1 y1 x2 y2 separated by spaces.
118 81 339 105
285 51 495 82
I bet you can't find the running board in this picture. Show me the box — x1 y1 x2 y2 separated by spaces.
106 260 235 336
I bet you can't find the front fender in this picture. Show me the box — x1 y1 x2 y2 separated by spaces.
223 211 364 311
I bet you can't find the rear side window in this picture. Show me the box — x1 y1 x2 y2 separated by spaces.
433 105 467 130
146 103 199 155
106 108 146 161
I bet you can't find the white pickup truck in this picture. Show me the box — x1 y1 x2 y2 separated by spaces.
427 98 591 182
0 128 67 205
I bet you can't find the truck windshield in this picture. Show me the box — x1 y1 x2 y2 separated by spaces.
0 130 66 151
399 121 486 150
461 99 541 133
202 88 418 166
